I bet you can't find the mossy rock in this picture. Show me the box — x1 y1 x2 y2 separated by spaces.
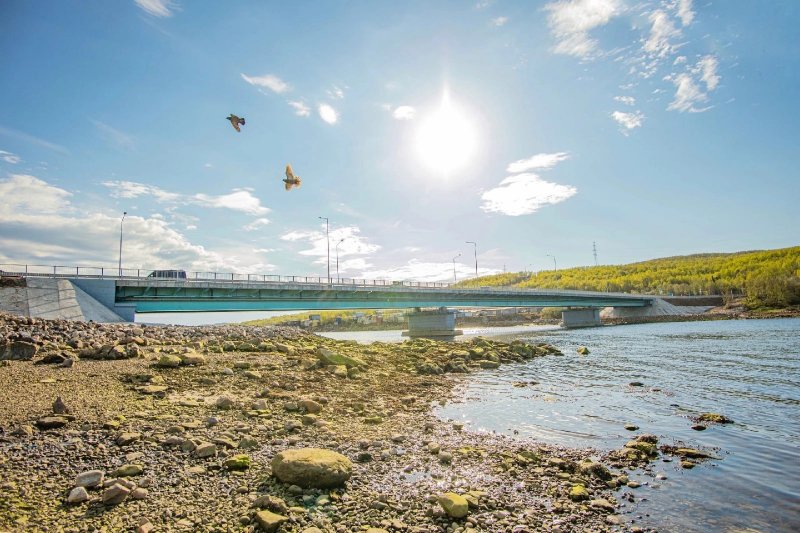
156 354 181 368
317 347 366 368
569 484 590 501
437 492 469 518
697 413 733 424
224 454 252 470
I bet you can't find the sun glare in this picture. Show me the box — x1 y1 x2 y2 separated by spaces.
415 90 477 176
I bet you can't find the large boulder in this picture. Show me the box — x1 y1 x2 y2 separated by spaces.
0 341 38 360
271 448 352 488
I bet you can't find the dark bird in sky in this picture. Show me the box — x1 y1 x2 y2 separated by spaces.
226 114 245 132
283 164 302 191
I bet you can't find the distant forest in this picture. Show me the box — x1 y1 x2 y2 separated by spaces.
455 246 800 309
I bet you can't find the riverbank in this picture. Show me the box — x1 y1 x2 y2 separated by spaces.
0 312 641 532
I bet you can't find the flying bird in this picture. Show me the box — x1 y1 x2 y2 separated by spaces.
283 164 302 191
226 114 245 132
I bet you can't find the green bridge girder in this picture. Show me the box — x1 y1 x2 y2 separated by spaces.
115 281 654 313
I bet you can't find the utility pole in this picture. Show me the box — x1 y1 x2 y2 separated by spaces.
335 238 345 281
318 216 330 282
593 241 598 266
547 254 557 271
465 241 477 277
118 211 127 277
452 253 461 283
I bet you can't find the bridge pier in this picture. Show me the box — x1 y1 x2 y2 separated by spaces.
561 308 601 328
402 307 463 339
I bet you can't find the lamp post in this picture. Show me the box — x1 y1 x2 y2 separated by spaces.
465 241 477 277
452 253 461 283
118 211 127 277
318 216 330 282
547 254 557 271
335 238 345 281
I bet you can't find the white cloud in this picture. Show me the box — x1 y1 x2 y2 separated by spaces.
338 258 373 273
240 73 291 94
481 173 577 216
134 0 175 17
0 174 233 271
0 125 69 155
318 104 338 124
280 225 380 264
327 86 345 99
492 16 509 27
0 174 72 215
288 100 311 117
102 180 181 203
667 55 720 113
643 10 681 58
613 95 636 106
102 180 270 215
193 189 270 216
506 152 570 173
186 224 196 230
91 120 135 149
667 73 707 112
611 110 644 133
392 106 416 120
697 55 720 91
0 150 21 164
243 218 271 231
544 0 623 58
676 0 695 26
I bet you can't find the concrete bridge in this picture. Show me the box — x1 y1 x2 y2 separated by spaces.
1 264 655 333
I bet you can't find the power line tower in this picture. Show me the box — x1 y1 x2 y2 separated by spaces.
592 241 598 266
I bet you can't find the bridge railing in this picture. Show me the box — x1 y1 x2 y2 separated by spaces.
0 263 451 289
0 262 654 299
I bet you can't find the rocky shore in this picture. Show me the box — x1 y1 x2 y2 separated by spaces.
0 312 666 532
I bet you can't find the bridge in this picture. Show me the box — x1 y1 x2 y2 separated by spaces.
1 263 655 332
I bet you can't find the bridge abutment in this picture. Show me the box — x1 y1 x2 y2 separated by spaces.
561 308 601 328
402 307 463 339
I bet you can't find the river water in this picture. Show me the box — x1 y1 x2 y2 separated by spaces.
325 319 800 533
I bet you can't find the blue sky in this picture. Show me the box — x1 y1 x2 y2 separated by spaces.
1 0 798 281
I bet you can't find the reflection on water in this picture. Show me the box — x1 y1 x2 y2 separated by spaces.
323 318 800 533
435 318 800 533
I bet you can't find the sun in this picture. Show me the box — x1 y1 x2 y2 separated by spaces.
415 89 477 176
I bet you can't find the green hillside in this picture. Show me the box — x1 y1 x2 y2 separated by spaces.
455 246 800 309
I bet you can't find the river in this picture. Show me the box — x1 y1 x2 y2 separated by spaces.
326 319 800 533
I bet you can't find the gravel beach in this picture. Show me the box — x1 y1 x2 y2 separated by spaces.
0 312 639 532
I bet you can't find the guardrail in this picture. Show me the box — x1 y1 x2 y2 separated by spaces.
0 262 657 300
0 263 451 289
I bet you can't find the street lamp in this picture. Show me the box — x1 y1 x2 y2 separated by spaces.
318 216 330 282
452 253 461 283
118 211 127 277
546 254 557 271
335 238 345 281
465 241 477 277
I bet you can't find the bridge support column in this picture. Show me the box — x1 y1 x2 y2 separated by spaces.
561 308 601 328
402 307 463 339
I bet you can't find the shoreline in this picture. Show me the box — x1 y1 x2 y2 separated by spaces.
0 312 646 532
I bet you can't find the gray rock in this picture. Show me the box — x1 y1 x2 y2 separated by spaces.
195 442 217 458
67 486 89 504
271 448 352 488
102 483 131 505
75 470 104 488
